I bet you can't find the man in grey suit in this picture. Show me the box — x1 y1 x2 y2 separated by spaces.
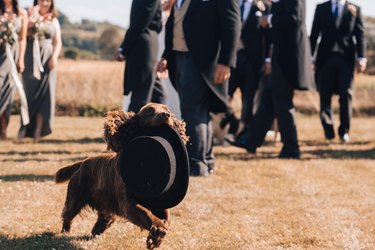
157 0 241 176
229 0 315 159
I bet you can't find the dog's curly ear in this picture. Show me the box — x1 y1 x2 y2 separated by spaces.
171 117 189 145
104 110 135 152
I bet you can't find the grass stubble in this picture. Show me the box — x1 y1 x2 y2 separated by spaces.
0 115 374 249
0 60 374 249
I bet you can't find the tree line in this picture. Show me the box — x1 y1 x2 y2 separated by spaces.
57 11 375 73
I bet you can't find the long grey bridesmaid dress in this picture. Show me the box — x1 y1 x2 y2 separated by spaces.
19 19 57 138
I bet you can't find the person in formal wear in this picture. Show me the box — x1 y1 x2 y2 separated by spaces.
0 0 27 140
220 0 271 136
156 0 181 118
229 0 315 159
157 0 241 176
17 0 61 140
115 0 165 113
310 0 366 143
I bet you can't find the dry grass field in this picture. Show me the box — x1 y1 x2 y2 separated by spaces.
1 59 374 249
53 59 375 116
1 114 374 250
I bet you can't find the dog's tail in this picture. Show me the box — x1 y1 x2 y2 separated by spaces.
55 161 82 183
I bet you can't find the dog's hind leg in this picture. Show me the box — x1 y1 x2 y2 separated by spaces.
91 212 115 236
61 183 87 233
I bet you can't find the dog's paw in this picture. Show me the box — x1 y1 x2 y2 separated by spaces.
146 225 167 249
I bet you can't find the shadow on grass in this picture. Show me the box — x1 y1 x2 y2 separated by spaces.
217 143 375 160
306 147 375 159
300 140 373 147
0 232 91 250
0 150 71 156
0 174 54 182
40 137 104 144
9 137 104 145
216 151 278 161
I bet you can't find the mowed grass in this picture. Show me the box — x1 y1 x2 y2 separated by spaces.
0 114 374 249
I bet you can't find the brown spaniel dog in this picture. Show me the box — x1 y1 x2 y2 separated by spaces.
56 103 187 249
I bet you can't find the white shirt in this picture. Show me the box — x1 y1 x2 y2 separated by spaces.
241 0 253 22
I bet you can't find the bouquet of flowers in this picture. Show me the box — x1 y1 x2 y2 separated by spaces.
27 6 52 38
0 13 16 50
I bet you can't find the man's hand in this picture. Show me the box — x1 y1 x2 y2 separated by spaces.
156 58 169 79
214 64 231 84
356 59 367 73
259 16 270 28
262 62 272 76
114 50 125 62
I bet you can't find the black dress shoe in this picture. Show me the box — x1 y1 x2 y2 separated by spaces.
225 137 256 153
278 151 301 159
190 164 210 177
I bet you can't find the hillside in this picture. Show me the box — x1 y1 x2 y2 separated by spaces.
58 12 125 60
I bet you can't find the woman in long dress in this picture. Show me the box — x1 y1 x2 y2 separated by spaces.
0 0 27 140
18 0 61 140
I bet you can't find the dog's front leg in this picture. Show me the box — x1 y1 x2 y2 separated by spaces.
150 208 170 228
126 202 168 249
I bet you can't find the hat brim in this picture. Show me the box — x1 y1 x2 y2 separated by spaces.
119 124 189 209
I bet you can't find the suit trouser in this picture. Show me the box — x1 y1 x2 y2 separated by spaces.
229 50 259 123
271 61 299 153
126 30 166 113
318 53 353 138
128 77 167 112
174 52 213 175
245 76 275 148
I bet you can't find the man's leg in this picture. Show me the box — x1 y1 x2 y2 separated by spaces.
271 61 300 158
336 55 353 139
318 58 336 140
151 77 167 104
227 76 274 153
174 52 211 176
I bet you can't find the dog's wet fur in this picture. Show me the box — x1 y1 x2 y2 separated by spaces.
56 103 188 249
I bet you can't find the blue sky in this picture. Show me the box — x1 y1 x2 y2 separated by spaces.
19 0 375 32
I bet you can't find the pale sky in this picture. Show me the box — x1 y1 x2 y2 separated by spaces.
19 0 375 32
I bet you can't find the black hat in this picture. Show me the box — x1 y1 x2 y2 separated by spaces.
119 124 189 209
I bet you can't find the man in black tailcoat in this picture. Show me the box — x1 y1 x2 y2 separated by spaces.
310 0 366 143
229 0 315 159
220 0 272 135
157 0 241 176
115 0 165 112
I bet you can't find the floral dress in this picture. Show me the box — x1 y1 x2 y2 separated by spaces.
0 14 21 119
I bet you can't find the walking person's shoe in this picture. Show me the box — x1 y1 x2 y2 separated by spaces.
339 133 350 144
190 163 210 177
278 151 301 159
278 146 301 159
225 136 257 154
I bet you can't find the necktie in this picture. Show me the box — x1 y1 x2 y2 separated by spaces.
333 1 339 21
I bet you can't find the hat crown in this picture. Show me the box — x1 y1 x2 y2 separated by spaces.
119 125 189 209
